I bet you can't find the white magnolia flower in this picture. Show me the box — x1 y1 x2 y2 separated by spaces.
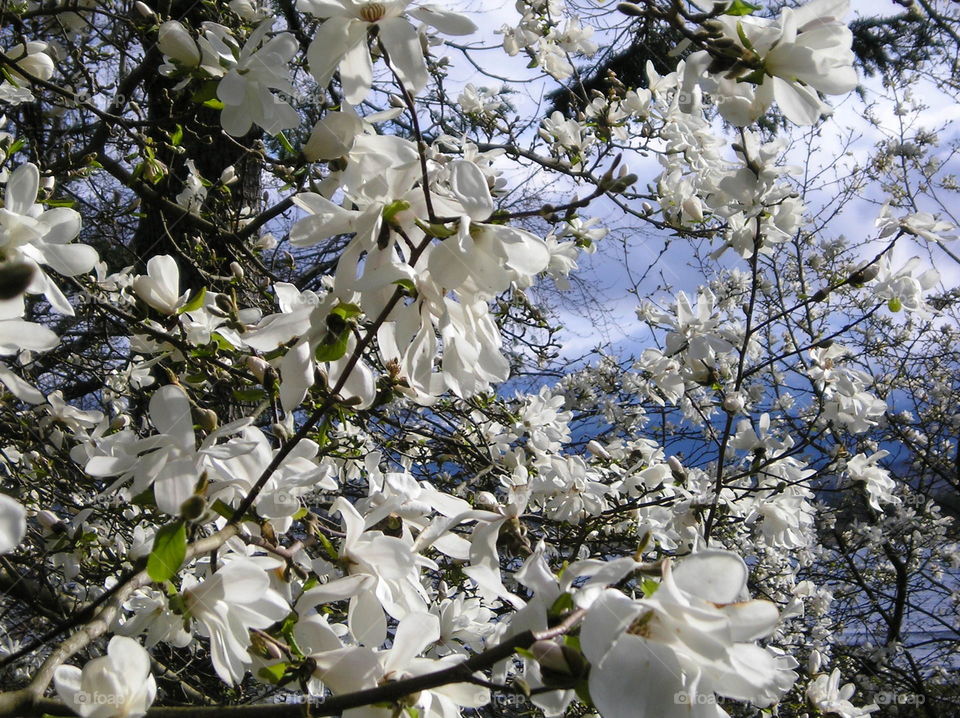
229 0 272 21
300 0 476 104
53 636 157 718
876 203 956 243
182 557 290 685
298 496 427 636
1 42 54 104
806 668 879 717
0 295 58 361
303 612 489 718
0 163 98 314
581 550 792 718
216 20 300 136
158 20 201 71
846 451 900 512
0 493 26 555
871 255 940 315
175 160 207 213
132 255 189 315
303 109 365 161
685 0 857 126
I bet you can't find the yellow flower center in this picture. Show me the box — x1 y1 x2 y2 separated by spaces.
359 2 386 22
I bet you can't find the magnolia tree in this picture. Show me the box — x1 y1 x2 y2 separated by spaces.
0 0 958 717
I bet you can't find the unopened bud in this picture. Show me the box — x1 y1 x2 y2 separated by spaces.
722 392 746 414
586 440 610 460
475 491 499 509
606 173 638 194
668 455 686 483
246 355 269 383
229 261 244 281
134 1 156 19
215 293 233 314
0 262 35 300
220 166 239 185
617 2 646 16
180 494 206 521
703 20 726 36
37 510 65 532
194 407 218 433
847 264 879 285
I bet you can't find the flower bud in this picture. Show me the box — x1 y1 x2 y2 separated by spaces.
0 262 35 300
617 2 645 16
668 455 686 483
37 510 67 533
134 2 156 19
847 264 879 285
180 495 206 522
194 407 218 433
586 440 610 460
229 261 244 281
722 392 746 414
158 20 200 68
244 357 268 384
219 166 239 185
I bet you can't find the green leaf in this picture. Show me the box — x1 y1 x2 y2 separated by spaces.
314 330 349 363
330 302 362 321
736 21 755 51
641 578 660 598
315 531 339 561
178 287 207 314
191 81 220 103
147 521 187 583
574 678 593 707
382 199 411 225
277 131 295 155
548 592 575 617
725 0 761 15
415 218 457 238
211 498 235 519
210 332 235 350
202 98 225 110
302 575 319 591
232 388 267 402
393 278 418 296
44 198 77 208
171 124 184 147
257 662 288 684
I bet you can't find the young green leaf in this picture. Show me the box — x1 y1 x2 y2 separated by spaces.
147 521 187 583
